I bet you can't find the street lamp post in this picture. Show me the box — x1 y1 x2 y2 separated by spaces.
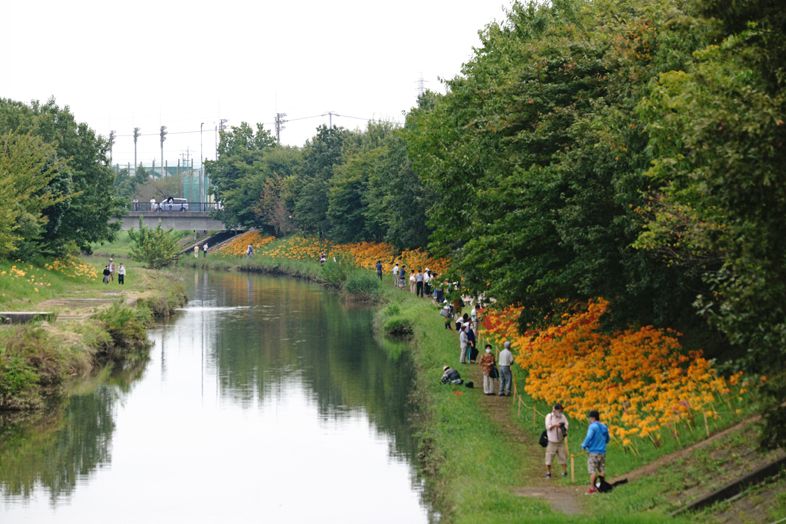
200 122 204 210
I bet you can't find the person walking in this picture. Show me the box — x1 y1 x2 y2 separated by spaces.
202 242 208 257
409 270 417 293
399 266 407 289
376 260 383 281
246 244 254 256
415 268 424 297
194 244 199 258
459 324 469 364
117 263 126 285
102 265 110 284
581 410 610 494
479 344 497 395
392 262 399 286
108 259 115 282
498 341 514 396
544 403 569 478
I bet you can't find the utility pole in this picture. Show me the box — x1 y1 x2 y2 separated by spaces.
216 118 227 160
108 130 116 166
133 127 140 173
274 112 287 144
200 122 204 206
327 112 334 128
160 125 167 177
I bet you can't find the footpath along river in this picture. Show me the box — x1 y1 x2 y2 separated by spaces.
0 270 432 523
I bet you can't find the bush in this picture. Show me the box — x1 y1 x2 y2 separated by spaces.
321 253 355 288
0 349 40 408
128 217 181 269
93 302 153 359
0 325 67 409
343 270 381 301
383 316 414 337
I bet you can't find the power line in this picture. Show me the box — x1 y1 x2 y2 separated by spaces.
113 112 402 138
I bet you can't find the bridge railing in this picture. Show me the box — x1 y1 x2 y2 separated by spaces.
128 201 223 213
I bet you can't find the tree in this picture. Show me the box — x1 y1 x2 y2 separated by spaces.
205 122 277 228
127 218 181 269
0 98 124 256
0 132 66 258
292 125 349 235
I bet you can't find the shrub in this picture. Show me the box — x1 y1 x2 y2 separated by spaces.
93 302 153 359
343 270 381 301
384 316 414 338
0 349 40 409
128 217 181 269
321 252 355 288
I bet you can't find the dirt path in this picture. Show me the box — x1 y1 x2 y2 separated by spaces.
468 363 585 515
613 415 761 483
38 290 146 321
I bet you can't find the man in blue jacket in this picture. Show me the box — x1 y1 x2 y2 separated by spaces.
581 409 610 494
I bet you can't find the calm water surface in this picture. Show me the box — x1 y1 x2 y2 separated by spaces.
0 271 431 523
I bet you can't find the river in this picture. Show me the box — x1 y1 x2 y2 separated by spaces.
0 270 432 523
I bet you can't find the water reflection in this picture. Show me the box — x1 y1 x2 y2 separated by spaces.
0 271 429 523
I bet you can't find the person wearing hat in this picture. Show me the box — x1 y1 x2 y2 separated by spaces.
545 403 569 478
440 365 463 385
498 341 514 396
479 344 497 395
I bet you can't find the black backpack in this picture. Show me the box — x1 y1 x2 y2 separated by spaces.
539 430 549 447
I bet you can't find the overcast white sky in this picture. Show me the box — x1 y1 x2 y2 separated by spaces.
2 0 512 167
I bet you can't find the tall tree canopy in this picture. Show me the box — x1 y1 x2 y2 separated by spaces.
0 98 123 257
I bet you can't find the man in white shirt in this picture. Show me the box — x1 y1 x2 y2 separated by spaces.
545 403 569 478
498 340 514 396
392 263 399 286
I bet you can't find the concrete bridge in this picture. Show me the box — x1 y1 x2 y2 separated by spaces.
121 203 228 230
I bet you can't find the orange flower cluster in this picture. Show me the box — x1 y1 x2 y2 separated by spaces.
483 299 744 449
396 249 449 275
233 234 450 274
334 241 395 269
45 258 98 280
259 235 325 260
217 231 275 255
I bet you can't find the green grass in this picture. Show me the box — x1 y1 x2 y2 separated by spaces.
376 288 566 523
90 229 193 258
0 256 186 411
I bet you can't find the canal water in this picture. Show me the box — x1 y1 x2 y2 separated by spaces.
0 271 431 523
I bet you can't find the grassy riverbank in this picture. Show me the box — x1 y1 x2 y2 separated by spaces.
182 252 382 302
159 241 772 522
0 258 186 410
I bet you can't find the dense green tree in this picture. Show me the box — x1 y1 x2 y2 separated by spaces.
292 125 349 235
0 133 66 258
0 98 123 255
205 122 278 228
637 0 786 446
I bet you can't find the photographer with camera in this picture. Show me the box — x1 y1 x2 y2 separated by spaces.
544 403 569 478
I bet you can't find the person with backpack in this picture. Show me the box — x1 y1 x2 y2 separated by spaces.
102 265 111 284
544 403 569 478
581 409 610 494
